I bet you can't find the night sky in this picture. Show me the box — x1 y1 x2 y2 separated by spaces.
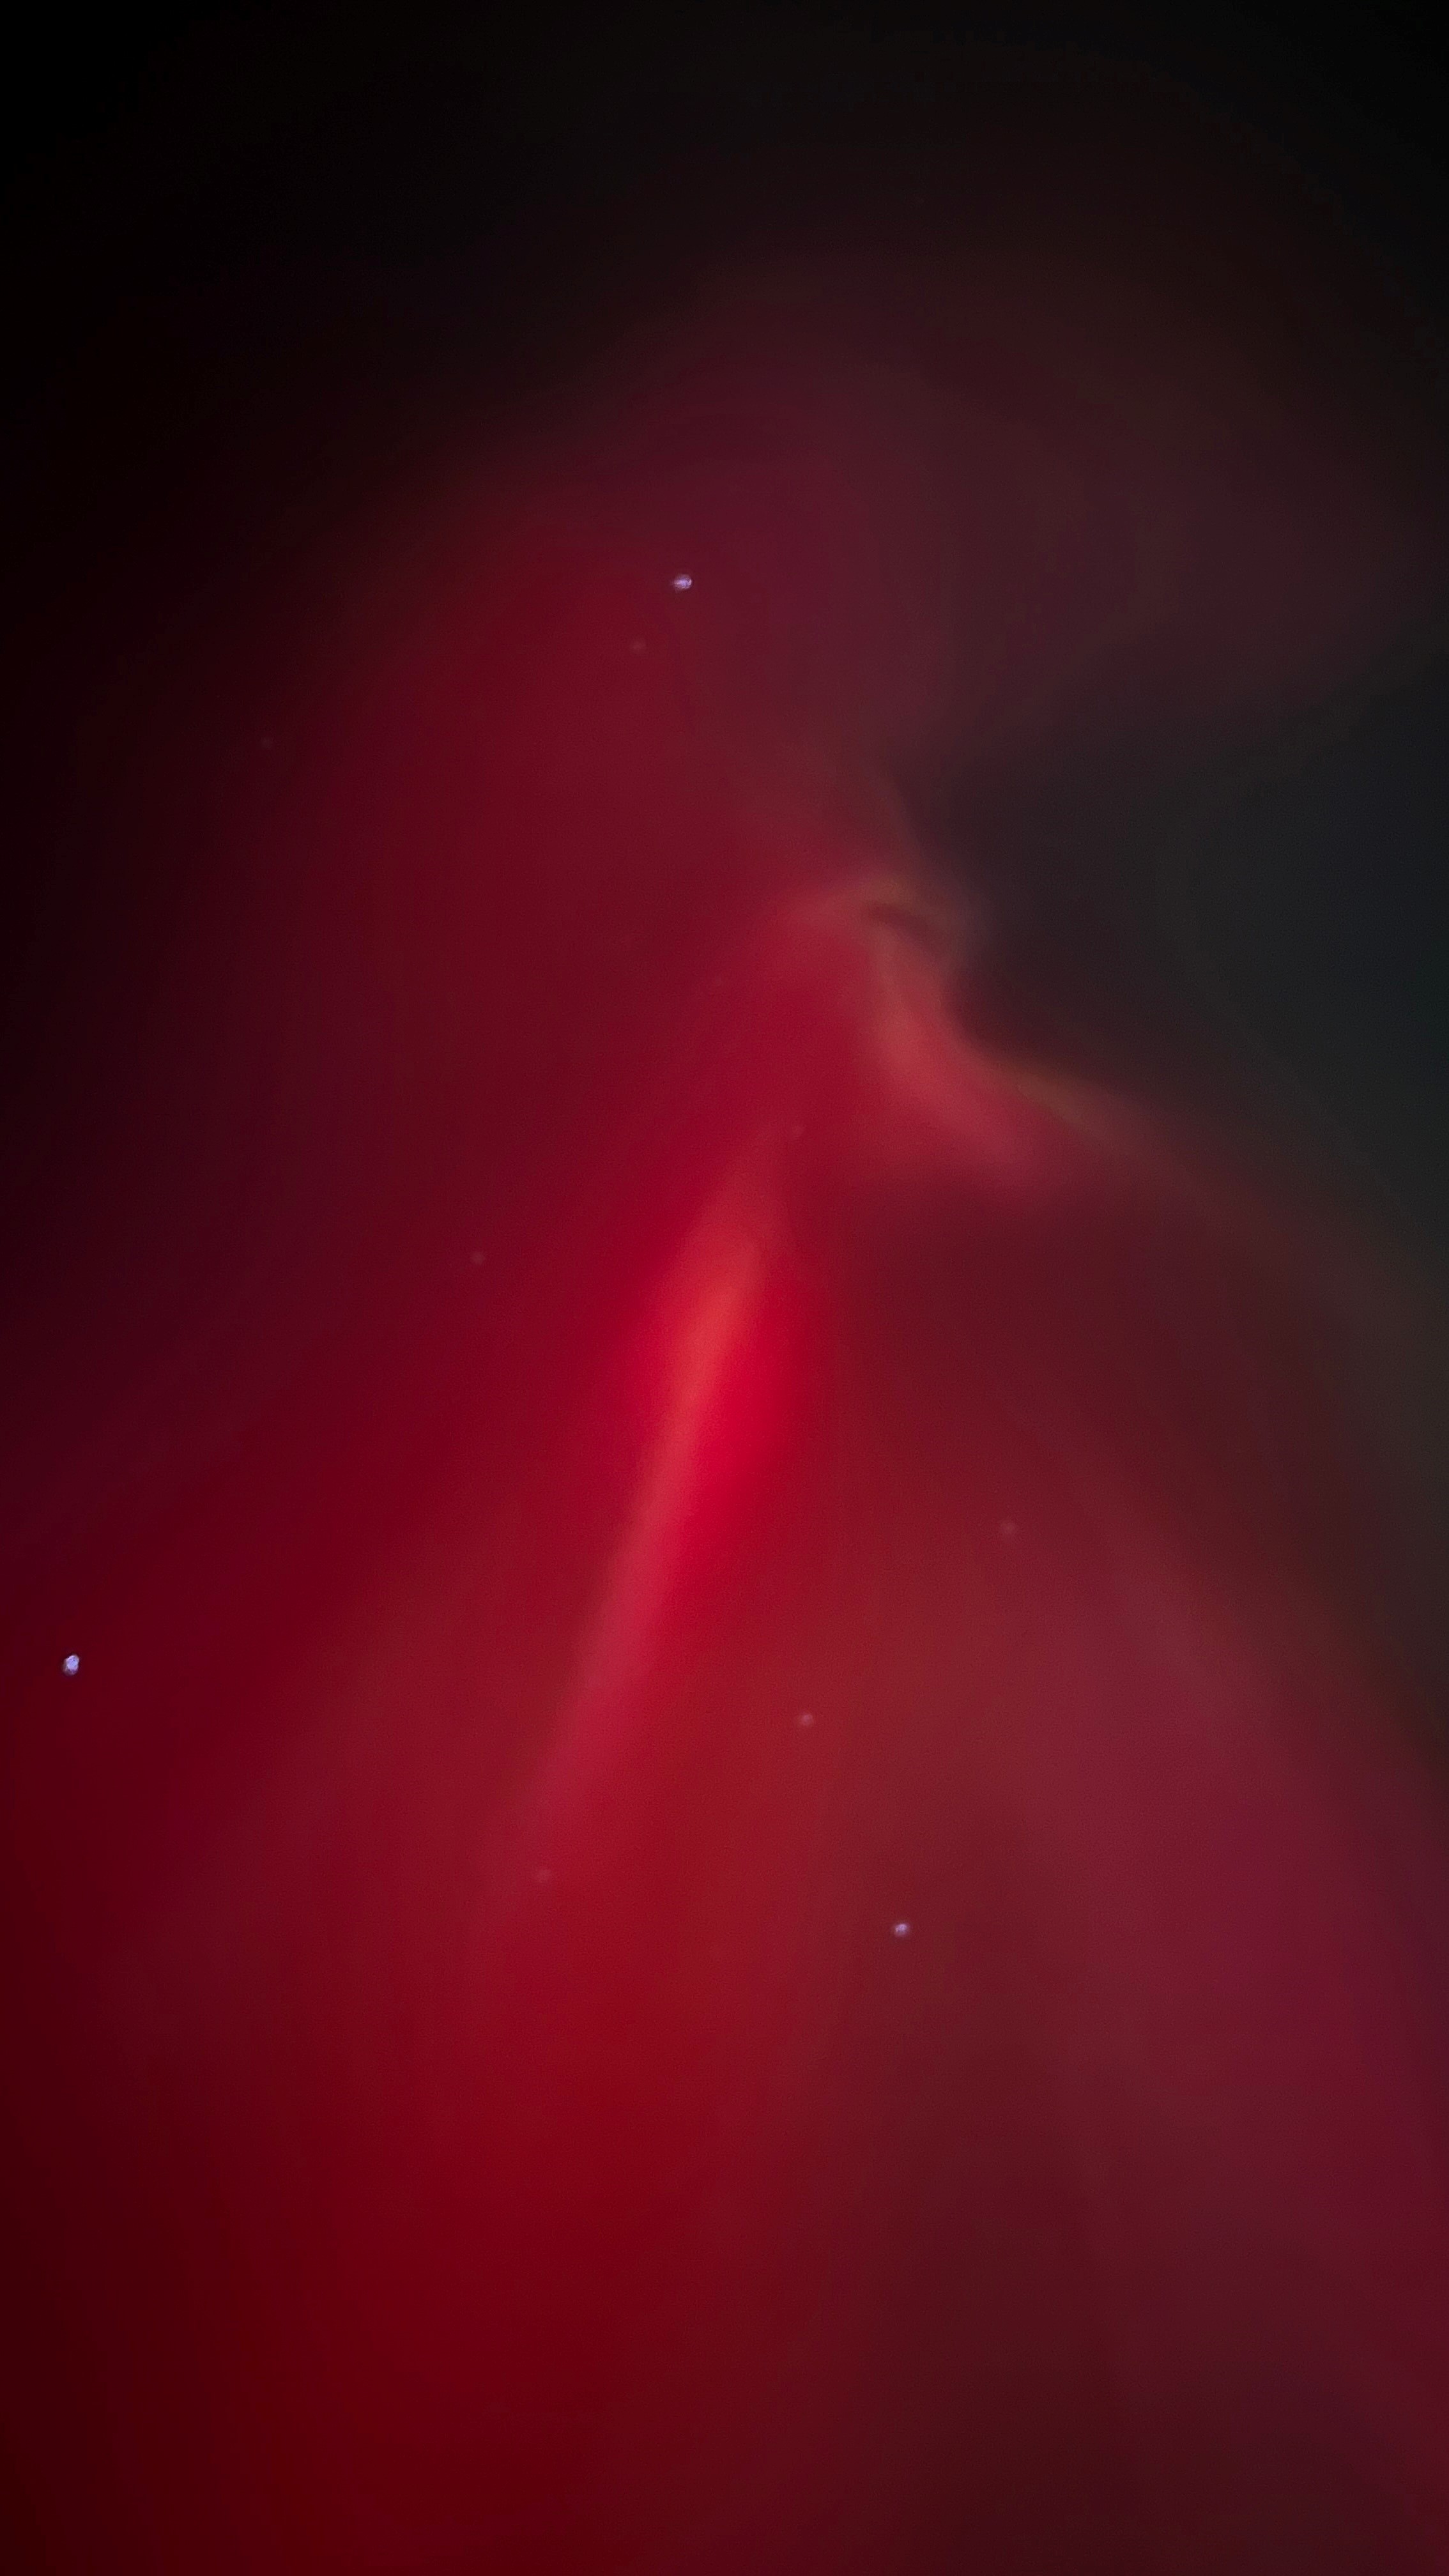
6 10 1449 2573
4 4 1449 1261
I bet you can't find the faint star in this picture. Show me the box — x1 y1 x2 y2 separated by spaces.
61 1653 80 1676
892 1920 911 1939
797 1710 815 1728
670 573 693 591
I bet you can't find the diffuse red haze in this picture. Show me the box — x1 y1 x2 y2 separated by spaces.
4 105 1449 2574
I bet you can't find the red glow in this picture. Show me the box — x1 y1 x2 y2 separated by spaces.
4 113 1449 2576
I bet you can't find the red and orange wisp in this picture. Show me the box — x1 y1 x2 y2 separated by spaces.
4 201 1449 2573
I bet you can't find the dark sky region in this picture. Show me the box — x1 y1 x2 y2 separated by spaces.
2 1 1448 1264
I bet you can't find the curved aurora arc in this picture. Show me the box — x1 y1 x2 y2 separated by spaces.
5 95 1449 2576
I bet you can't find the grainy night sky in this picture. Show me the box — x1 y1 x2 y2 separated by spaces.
6 12 1449 2573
